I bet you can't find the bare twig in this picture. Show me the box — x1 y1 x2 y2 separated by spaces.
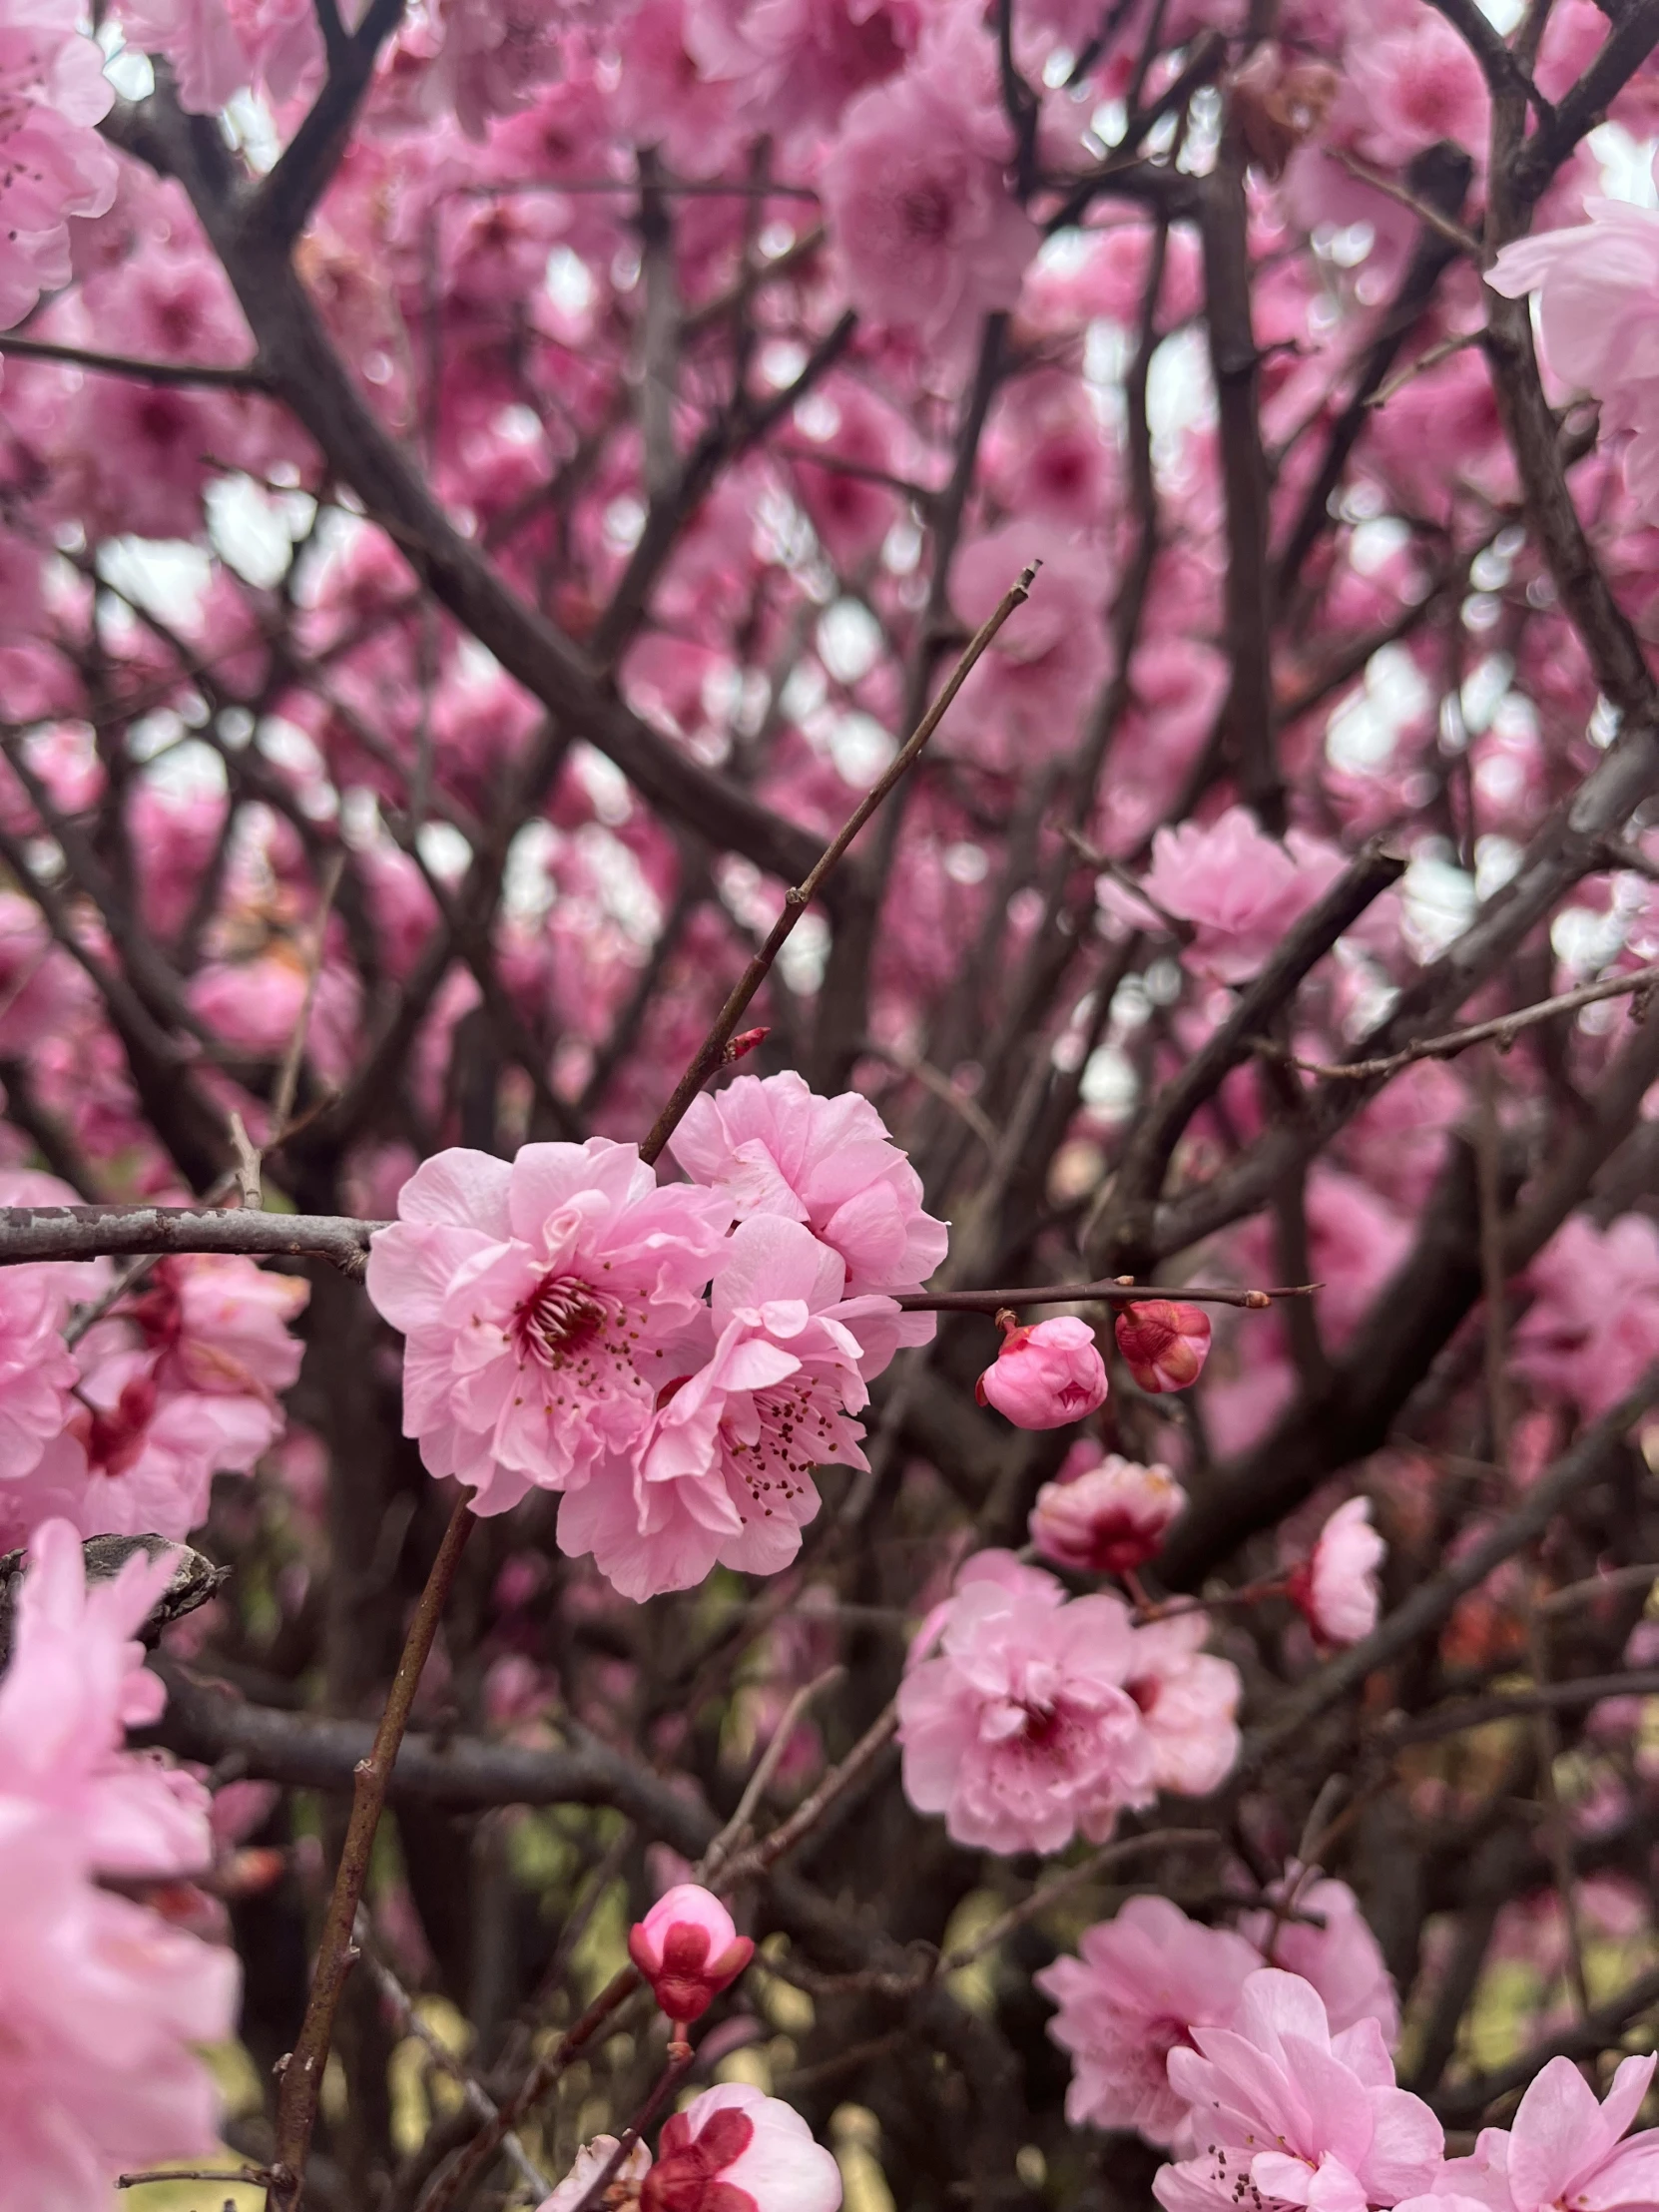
268 1495 476 2212
1259 961 1659 1081
637 560 1041 1165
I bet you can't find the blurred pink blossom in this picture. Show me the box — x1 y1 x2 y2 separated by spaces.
1037 1896 1262 2143
1292 1497 1384 1647
897 1553 1154 1854
1030 1449 1185 1575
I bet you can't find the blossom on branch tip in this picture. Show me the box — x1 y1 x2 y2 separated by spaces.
627 1883 755 2025
1029 1448 1185 1576
1291 1496 1384 1647
977 1313 1107 1429
1114 1302 1212 1395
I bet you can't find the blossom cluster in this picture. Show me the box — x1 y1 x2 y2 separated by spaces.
366 1073 945 1599
897 1550 1240 1854
1044 1889 1659 2212
0 1520 237 2205
0 1172 307 1553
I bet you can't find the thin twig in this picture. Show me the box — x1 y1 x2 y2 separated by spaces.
268 1495 476 2212
1258 961 1659 1081
1332 150 1483 256
269 850 346 1143
937 1829 1224 1973
637 561 1042 1165
699 1665 845 1882
120 2170 275 2190
0 334 274 388
894 1278 1312 1313
355 1914 554 2201
722 1699 900 1881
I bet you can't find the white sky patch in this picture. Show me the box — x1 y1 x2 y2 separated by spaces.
207 475 315 591
97 537 212 629
1401 851 1478 960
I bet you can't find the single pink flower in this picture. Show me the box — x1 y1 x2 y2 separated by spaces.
977 1314 1107 1429
1115 1303 1213 1395
1154 1970 1442 2212
1138 807 1348 984
364 1141 732 1516
0 0 120 330
1292 1497 1384 1647
127 1254 308 1404
897 1560 1154 1855
1030 1450 1186 1576
1037 1896 1262 2144
1513 1214 1659 1420
818 14 1039 356
669 1071 947 1319
627 1884 756 2025
559 1215 901 1600
1125 1614 1242 1797
1489 203 1659 520
1237 1871 1399 2044
640 2083 842 2212
1437 2053 1659 2212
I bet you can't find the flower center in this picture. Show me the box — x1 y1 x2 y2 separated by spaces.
512 1272 610 1365
899 184 952 243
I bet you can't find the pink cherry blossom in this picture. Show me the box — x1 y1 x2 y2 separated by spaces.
0 1519 239 2206
1136 808 1349 984
1124 1613 1242 1797
897 1555 1154 1854
1513 1214 1659 1421
1237 1872 1400 2044
639 2082 842 2212
1488 203 1659 521
1293 1497 1384 1647
1154 1969 1442 2212
819 16 1039 356
977 1314 1107 1429
1466 2052 1659 2212
364 1140 732 1516
669 1071 947 1314
0 1263 78 1482
685 0 921 145
0 1519 215 1876
1115 1302 1213 1394
1037 1896 1262 2143
627 1883 755 2024
559 1214 900 1600
0 0 119 330
1029 1449 1186 1575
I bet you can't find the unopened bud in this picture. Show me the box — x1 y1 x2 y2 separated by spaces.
723 1026 769 1065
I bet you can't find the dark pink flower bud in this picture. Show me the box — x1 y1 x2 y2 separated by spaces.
626 1883 754 2025
1029 1451 1186 1575
1114 1301 1212 1393
723 1026 769 1064
976 1312 1107 1429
